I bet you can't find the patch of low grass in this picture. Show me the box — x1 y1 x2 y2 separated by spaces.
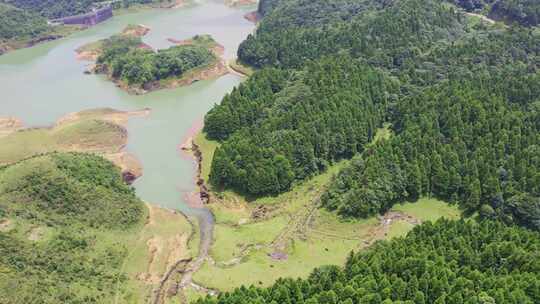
392 198 461 222
211 216 288 262
76 39 104 53
371 123 392 144
195 132 220 183
184 287 206 303
386 220 415 239
193 133 462 293
0 110 126 165
194 229 365 291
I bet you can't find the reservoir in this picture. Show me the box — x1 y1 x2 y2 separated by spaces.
0 0 255 256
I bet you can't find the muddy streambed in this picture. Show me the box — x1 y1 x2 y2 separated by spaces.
0 0 255 281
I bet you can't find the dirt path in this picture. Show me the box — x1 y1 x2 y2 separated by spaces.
359 211 421 249
270 193 323 257
113 203 194 304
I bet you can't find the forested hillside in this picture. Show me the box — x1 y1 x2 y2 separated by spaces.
205 0 539 230
96 34 217 88
0 3 48 40
95 34 216 89
1 0 172 19
196 219 540 304
0 153 144 303
321 76 540 230
257 0 540 27
2 0 102 19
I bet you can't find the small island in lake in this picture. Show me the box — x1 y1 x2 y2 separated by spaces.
0 108 149 184
78 25 227 94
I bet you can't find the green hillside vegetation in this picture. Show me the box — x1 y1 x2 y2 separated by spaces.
196 219 540 304
96 34 216 89
1 0 176 19
0 0 175 52
0 2 81 55
203 0 540 230
0 3 48 41
0 153 144 303
258 0 540 27
0 153 196 303
188 132 460 297
0 109 128 165
0 153 143 227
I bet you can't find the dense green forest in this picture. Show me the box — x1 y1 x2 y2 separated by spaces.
205 57 395 195
321 76 540 229
196 219 540 304
204 0 540 230
2 0 102 19
0 3 48 41
0 153 144 303
257 0 540 27
96 34 215 87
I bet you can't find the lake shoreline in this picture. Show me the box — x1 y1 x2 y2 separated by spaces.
0 108 150 184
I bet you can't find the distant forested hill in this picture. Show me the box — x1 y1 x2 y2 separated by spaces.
449 0 540 26
0 153 144 303
196 219 540 304
257 0 540 27
1 0 101 19
1 0 172 19
204 0 540 230
0 2 48 40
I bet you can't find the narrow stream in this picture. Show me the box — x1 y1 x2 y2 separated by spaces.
0 0 255 271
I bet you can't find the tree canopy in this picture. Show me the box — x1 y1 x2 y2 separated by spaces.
96 34 216 88
0 3 48 40
204 0 540 230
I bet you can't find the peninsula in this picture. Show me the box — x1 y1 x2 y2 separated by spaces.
79 26 226 94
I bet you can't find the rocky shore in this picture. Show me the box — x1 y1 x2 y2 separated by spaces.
181 137 211 205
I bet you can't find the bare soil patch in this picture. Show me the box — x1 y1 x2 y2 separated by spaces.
0 219 13 232
27 226 45 241
0 117 23 138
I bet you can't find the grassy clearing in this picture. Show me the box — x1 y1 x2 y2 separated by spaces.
211 216 288 262
193 155 360 290
192 130 462 292
0 108 128 165
1 200 194 303
372 123 392 144
392 198 461 222
194 132 220 182
195 211 377 291
76 39 103 53
1 24 81 54
386 220 415 239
